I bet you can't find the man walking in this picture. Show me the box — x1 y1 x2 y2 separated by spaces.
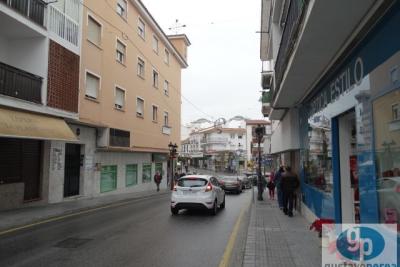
281 166 299 217
154 171 162 192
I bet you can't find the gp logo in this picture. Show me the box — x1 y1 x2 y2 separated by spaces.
336 226 385 261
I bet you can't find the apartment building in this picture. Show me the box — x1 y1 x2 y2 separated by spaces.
71 0 190 198
261 0 400 231
0 0 82 210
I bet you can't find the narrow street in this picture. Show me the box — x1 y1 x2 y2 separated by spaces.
0 186 252 267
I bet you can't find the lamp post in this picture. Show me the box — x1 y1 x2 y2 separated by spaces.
168 142 178 190
255 124 265 201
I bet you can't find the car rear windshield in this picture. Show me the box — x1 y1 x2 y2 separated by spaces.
178 178 208 187
221 177 237 181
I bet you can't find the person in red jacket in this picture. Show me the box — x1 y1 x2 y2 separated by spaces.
154 171 162 192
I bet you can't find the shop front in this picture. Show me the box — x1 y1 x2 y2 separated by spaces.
299 1 400 226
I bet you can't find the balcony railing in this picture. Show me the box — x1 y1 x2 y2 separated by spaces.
274 0 308 99
1 0 46 26
0 62 42 103
48 5 79 47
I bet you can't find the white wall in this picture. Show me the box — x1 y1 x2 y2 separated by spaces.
271 108 300 154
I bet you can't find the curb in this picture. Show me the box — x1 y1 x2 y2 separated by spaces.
0 190 170 236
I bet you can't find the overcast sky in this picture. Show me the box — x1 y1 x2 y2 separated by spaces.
142 0 264 124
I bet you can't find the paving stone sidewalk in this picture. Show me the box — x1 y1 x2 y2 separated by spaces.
243 192 321 267
0 189 169 232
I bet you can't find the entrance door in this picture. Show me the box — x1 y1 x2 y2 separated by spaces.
338 110 358 223
64 144 81 197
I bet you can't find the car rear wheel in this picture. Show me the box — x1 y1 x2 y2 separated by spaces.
210 200 218 216
171 207 179 215
220 196 225 209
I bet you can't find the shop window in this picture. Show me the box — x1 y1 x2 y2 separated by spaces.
155 162 163 176
100 165 117 193
126 164 138 186
142 164 152 183
303 115 333 194
373 89 400 225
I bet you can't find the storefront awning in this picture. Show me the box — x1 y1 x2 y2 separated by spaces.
0 107 77 141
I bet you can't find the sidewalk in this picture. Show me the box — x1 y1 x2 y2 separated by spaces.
0 189 169 233
243 192 321 267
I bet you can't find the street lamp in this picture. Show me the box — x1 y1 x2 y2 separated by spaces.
168 142 178 190
255 124 265 201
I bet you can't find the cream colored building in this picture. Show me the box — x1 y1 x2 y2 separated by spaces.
71 0 190 197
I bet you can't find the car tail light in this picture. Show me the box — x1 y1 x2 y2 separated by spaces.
396 185 400 193
205 182 213 192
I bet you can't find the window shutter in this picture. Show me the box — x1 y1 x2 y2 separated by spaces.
86 73 98 98
88 17 101 45
115 88 124 107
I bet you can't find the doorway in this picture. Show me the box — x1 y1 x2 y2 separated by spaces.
338 110 359 223
64 144 81 197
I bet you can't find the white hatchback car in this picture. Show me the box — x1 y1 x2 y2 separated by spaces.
171 175 225 215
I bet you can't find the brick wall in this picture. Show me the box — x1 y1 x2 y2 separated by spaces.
47 41 79 113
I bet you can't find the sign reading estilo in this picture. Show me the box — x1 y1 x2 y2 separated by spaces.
308 57 364 116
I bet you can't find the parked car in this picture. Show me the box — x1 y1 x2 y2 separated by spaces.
171 175 225 215
219 176 242 194
239 176 252 189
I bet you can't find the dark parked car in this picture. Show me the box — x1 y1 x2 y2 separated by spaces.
218 176 242 194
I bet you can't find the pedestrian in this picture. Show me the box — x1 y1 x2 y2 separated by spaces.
154 171 162 192
281 166 300 217
174 172 180 184
266 177 275 200
184 163 189 173
274 167 285 209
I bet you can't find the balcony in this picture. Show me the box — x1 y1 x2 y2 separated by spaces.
48 4 79 48
0 61 42 103
274 0 308 95
260 90 272 117
261 61 273 90
0 0 46 27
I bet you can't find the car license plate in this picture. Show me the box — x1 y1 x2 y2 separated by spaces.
183 190 192 195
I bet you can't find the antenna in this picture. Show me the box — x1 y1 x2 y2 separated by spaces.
168 19 186 34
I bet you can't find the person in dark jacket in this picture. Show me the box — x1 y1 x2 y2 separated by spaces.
154 171 162 192
281 166 299 217
274 167 285 209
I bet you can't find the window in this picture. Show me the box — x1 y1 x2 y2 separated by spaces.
152 35 158 53
138 18 145 39
115 87 125 110
142 164 152 183
136 97 144 117
390 66 399 84
137 57 145 78
155 162 163 176
126 164 138 186
152 70 158 88
230 133 235 139
392 103 400 121
152 105 158 122
88 16 101 46
100 165 117 193
164 49 170 64
116 40 126 64
109 128 130 147
116 0 127 19
238 135 243 139
164 111 169 126
85 72 100 99
164 80 169 96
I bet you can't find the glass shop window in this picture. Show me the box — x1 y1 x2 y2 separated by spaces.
373 89 400 226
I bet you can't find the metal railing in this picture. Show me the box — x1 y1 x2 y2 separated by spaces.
274 0 308 100
1 0 46 26
0 62 42 103
48 4 79 46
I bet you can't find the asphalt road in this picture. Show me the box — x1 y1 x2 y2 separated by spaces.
0 188 252 267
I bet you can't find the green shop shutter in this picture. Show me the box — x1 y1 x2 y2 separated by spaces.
126 164 138 186
100 165 117 193
155 162 163 176
142 164 152 183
